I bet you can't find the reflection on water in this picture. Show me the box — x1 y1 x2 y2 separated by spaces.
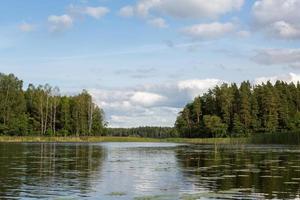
176 144 300 199
0 143 300 199
0 143 105 199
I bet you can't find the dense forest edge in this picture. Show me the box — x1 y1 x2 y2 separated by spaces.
1 72 300 144
175 80 300 139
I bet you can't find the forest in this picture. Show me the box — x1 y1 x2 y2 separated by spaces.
3 72 300 139
176 81 300 138
107 127 178 138
0 73 106 136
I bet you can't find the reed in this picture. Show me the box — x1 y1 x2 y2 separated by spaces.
250 132 300 145
0 136 245 144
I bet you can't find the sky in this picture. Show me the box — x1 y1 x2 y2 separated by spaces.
1 0 300 127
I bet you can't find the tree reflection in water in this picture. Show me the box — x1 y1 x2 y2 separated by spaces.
175 144 300 199
0 143 105 199
1 143 300 199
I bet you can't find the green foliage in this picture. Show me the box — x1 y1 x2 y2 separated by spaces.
0 73 106 136
107 127 178 138
0 73 27 135
175 80 300 137
203 115 227 137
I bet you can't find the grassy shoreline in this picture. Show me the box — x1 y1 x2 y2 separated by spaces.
0 136 247 144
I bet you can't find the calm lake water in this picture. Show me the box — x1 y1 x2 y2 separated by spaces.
1 142 300 200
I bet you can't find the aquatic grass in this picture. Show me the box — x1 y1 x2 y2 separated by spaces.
0 136 161 143
134 195 172 200
107 192 127 196
250 132 300 145
163 137 247 144
1 132 298 145
0 136 246 144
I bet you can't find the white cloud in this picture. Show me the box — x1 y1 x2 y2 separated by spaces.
48 14 73 32
236 30 250 38
269 21 300 39
84 6 110 19
178 79 224 97
147 17 168 28
109 107 180 128
67 5 110 21
253 0 300 24
89 78 224 127
252 0 300 39
19 23 35 32
119 0 243 29
130 91 166 106
252 48 300 65
47 6 109 32
158 0 244 19
255 73 300 85
121 0 244 19
119 6 134 17
181 22 235 39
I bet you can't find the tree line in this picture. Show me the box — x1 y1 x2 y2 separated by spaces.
107 126 178 138
0 73 106 136
175 81 300 138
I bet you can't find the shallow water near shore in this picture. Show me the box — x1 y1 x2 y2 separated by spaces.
0 142 300 199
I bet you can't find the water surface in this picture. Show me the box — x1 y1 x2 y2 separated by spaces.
0 142 300 199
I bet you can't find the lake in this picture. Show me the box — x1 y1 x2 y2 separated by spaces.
0 142 300 199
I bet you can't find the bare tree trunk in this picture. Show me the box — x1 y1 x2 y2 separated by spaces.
44 94 49 135
53 97 56 136
88 99 93 135
52 87 59 136
49 99 53 136
40 95 44 136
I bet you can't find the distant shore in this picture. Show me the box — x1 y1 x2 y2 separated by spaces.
0 136 246 144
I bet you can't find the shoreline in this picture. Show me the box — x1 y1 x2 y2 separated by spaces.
0 136 246 144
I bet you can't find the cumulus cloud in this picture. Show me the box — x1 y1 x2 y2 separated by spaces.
119 6 134 17
178 79 224 97
253 0 300 24
109 107 180 128
19 23 35 32
130 91 166 106
84 6 110 19
47 5 109 32
255 73 300 85
181 22 235 39
120 0 244 19
119 0 243 29
147 17 168 28
48 14 73 32
252 0 300 39
68 5 110 19
89 78 224 127
158 0 244 19
269 21 300 39
252 48 300 66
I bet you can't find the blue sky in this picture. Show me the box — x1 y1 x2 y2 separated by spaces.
1 0 300 127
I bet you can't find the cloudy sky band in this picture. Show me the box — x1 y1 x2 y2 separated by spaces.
1 0 300 127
